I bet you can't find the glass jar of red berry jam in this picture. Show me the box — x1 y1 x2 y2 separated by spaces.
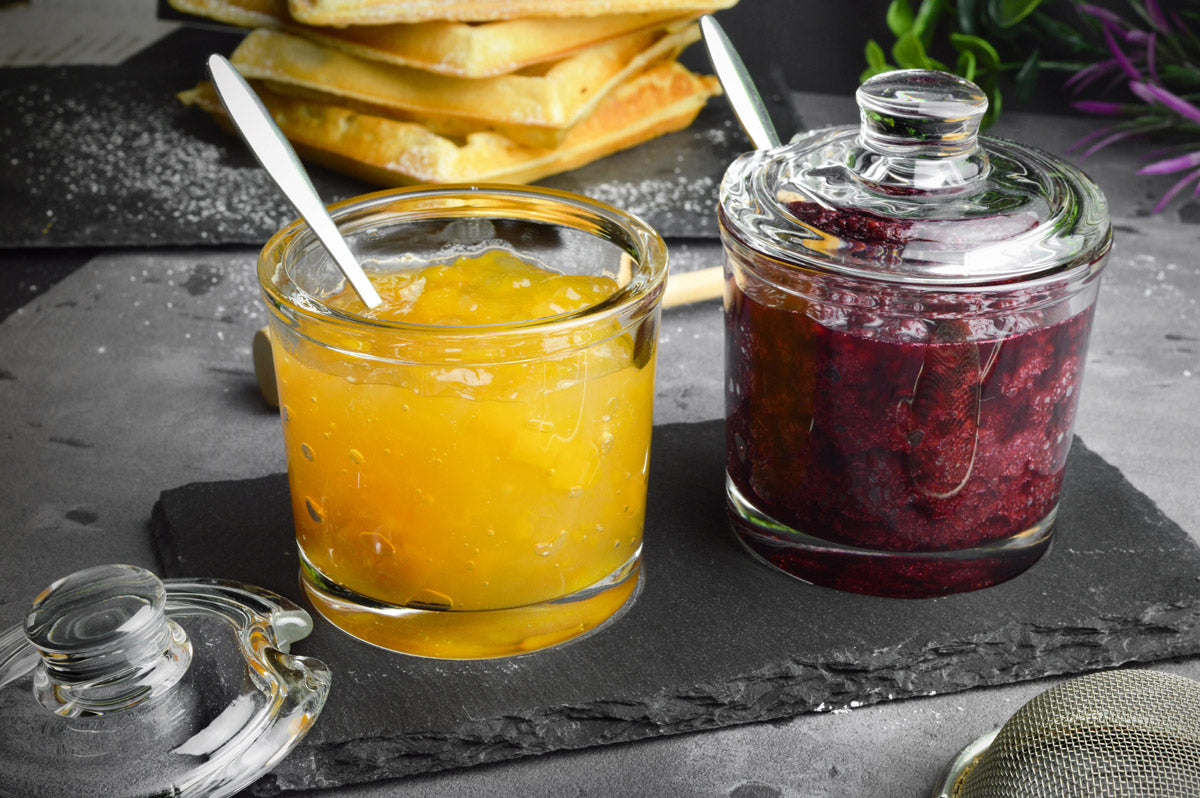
719 70 1111 598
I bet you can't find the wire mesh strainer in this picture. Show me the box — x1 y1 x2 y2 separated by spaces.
933 669 1200 797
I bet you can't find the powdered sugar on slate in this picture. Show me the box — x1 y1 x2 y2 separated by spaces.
1 68 744 247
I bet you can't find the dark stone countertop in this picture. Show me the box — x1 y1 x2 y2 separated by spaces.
1 5 1198 796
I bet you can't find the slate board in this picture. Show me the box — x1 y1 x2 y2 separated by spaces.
0 64 788 249
151 420 1200 795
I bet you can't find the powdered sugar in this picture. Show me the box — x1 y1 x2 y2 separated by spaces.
2 68 740 247
0 65 364 248
583 173 717 226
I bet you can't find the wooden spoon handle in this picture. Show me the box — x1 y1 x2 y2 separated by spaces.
663 265 722 308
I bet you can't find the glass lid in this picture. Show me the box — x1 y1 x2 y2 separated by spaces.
0 564 331 798
719 69 1112 286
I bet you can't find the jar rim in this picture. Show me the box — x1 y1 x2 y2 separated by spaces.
257 183 668 336
718 201 1112 291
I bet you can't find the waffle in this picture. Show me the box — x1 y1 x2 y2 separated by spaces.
170 0 288 27
288 0 735 25
181 59 719 184
293 11 699 77
170 0 702 78
229 23 700 148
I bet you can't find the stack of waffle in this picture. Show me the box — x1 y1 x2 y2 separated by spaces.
174 0 731 184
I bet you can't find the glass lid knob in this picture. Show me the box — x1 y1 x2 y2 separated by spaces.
24 564 192 715
852 69 990 188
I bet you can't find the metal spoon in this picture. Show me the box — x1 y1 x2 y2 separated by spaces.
206 54 382 309
700 16 835 212
700 15 781 150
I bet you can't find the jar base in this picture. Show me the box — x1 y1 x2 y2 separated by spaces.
726 477 1055 598
298 550 642 659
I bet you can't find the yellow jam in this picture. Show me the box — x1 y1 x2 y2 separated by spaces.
272 250 654 658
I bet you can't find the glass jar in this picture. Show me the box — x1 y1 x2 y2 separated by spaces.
259 185 667 658
719 70 1111 598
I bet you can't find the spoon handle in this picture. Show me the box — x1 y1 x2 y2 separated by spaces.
700 15 781 151
206 54 382 309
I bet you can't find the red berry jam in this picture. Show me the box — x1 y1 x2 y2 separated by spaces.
723 219 1099 598
717 71 1110 598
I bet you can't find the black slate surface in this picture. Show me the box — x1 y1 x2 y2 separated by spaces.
151 420 1200 795
0 64 789 249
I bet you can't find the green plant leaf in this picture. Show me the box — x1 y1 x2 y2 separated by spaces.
913 0 948 48
1160 64 1200 90
957 49 978 82
886 0 915 35
865 39 890 71
1028 11 1096 56
893 30 934 69
983 83 1002 128
861 64 893 82
950 33 1001 70
1013 49 1040 100
958 0 979 35
862 40 898 82
988 0 1043 28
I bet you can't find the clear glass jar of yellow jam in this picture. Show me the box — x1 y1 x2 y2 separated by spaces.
258 186 666 659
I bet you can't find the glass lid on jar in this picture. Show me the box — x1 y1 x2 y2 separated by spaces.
0 564 331 798
718 69 1112 285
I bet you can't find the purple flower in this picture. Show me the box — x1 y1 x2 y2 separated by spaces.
1144 0 1171 32
1134 82 1200 126
1147 31 1158 84
1073 100 1129 115
1065 0 1200 213
1104 23 1143 80
1065 59 1121 95
1149 166 1200 213
1138 150 1200 176
1069 123 1119 153
1069 125 1149 159
1129 80 1157 104
1077 3 1128 29
1170 10 1194 38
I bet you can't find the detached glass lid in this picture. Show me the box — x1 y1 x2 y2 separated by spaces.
719 69 1112 285
0 564 331 798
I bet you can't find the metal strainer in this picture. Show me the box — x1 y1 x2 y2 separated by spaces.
933 669 1200 797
